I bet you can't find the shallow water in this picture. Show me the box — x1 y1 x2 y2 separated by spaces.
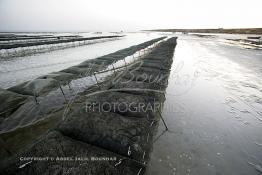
0 33 160 88
1 32 262 174
147 35 262 175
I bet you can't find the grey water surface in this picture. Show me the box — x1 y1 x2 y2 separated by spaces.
0 33 160 88
147 34 262 175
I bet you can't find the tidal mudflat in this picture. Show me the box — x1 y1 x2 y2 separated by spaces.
0 32 262 175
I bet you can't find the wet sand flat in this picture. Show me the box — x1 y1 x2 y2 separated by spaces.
147 35 262 175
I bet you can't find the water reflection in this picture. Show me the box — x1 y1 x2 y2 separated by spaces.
0 33 160 88
147 35 262 175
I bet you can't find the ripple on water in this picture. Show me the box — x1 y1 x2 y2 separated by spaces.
248 162 262 174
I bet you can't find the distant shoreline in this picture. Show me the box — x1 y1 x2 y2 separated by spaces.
145 28 262 35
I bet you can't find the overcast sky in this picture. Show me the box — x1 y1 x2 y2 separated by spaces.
0 0 261 32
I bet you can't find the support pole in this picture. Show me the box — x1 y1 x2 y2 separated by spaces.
93 72 101 89
123 58 128 70
59 85 67 101
67 81 72 90
157 110 168 131
112 63 116 76
34 91 39 105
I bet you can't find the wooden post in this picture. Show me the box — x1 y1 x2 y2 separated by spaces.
59 85 67 101
34 91 39 105
112 63 116 76
93 72 101 89
67 81 72 90
133 54 136 62
123 58 128 70
157 110 168 131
